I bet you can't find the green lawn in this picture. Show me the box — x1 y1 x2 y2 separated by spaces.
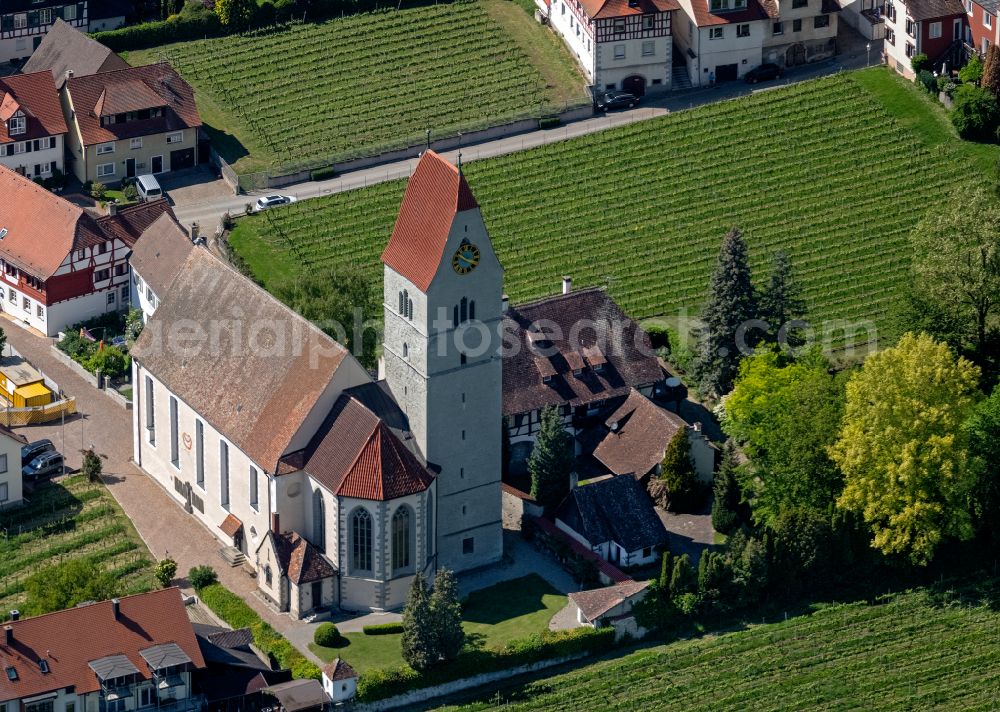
0 476 156 620
429 582 1000 710
129 0 586 174
230 69 981 351
310 574 567 672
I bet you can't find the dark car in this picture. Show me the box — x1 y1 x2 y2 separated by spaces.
596 91 639 112
21 439 54 466
744 63 783 84
22 451 64 481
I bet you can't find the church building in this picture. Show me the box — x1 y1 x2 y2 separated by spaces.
129 151 503 615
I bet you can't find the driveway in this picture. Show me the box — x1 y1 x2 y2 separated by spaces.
658 498 718 567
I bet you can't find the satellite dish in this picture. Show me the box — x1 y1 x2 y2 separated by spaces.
665 377 682 388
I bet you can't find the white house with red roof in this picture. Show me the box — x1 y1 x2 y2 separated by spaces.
548 0 680 94
0 167 171 336
0 424 27 510
0 588 206 712
0 71 66 181
130 151 500 614
882 0 965 75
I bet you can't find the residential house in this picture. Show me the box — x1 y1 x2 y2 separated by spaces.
194 623 293 712
502 283 664 467
554 475 669 567
0 71 67 181
548 0 679 94
129 212 195 323
0 588 207 712
761 0 841 67
321 659 357 705
567 579 650 639
0 424 28 510
883 0 965 74
88 0 128 31
61 62 202 185
22 18 129 89
577 388 715 482
0 0 88 66
837 0 887 41
259 680 329 712
963 0 995 55
673 0 771 86
130 150 504 615
0 167 171 335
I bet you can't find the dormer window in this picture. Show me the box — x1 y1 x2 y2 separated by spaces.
8 113 25 136
5 665 16 680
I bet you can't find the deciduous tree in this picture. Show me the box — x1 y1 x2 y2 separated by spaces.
830 332 981 564
965 385 1000 548
216 0 255 29
528 405 573 510
983 44 1000 97
655 429 699 512
694 228 758 397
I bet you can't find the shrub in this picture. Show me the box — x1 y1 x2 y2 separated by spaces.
90 182 107 200
917 70 937 94
81 449 102 484
58 331 96 360
910 53 931 74
646 324 671 350
154 558 178 588
87 345 130 379
960 54 984 85
538 116 561 129
188 565 218 590
363 621 404 635
951 84 1000 141
937 75 949 92
123 183 139 202
92 4 222 52
313 622 342 647
310 165 337 181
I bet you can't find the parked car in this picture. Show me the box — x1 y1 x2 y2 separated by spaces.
253 195 298 212
596 91 639 112
21 439 54 466
744 63 783 84
22 451 64 480
136 174 163 202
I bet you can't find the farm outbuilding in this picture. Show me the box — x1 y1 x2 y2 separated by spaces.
0 357 53 408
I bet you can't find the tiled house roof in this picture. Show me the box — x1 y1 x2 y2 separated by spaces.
381 150 478 292
904 0 963 19
272 531 335 585
22 19 129 88
128 212 194 295
569 580 649 621
0 71 68 144
502 288 664 416
555 475 669 553
95 198 173 248
688 0 771 25
580 0 679 18
323 658 357 681
301 395 434 501
0 588 204 702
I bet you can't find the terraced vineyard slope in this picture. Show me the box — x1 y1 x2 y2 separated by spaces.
130 0 587 174
429 584 1000 710
0 476 156 620
229 71 972 349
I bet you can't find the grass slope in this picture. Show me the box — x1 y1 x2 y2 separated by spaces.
309 574 567 672
0 476 156 619
131 0 586 173
430 583 1000 710
230 69 989 349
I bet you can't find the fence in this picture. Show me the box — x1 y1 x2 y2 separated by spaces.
0 397 77 427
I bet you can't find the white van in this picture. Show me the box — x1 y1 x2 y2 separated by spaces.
136 174 163 202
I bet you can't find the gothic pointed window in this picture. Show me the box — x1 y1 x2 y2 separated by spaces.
392 506 412 572
398 291 404 313
313 490 325 552
351 509 372 572
407 298 413 320
469 300 475 321
453 305 459 327
425 495 434 563
264 564 272 587
460 297 468 323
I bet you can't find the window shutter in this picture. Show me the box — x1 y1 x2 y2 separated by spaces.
32 139 39 151
24 141 31 153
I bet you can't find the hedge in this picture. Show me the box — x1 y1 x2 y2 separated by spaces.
199 583 322 680
538 116 561 129
92 12 223 52
310 166 337 181
357 626 615 702
362 622 404 635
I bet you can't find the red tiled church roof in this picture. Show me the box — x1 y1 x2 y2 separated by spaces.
0 588 205 702
381 150 478 292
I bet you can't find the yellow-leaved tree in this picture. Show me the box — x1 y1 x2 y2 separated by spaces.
829 332 981 565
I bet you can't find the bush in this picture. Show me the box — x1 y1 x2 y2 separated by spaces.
92 4 222 51
90 182 107 201
87 346 130 379
188 565 218 590
58 331 96 360
910 53 931 74
363 622 405 635
154 558 178 588
646 324 671 350
917 70 937 94
200 583 322 679
538 116 561 129
960 54 984 85
313 622 342 647
937 75 949 92
951 84 1000 141
123 183 139 202
310 165 337 181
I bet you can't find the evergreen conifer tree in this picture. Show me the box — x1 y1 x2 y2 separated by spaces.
429 569 465 661
669 554 696 597
401 573 437 671
528 405 574 509
658 550 673 595
759 251 806 346
694 228 758 396
660 430 698 512
712 440 747 535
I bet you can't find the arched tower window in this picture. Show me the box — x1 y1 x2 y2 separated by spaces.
398 291 404 314
312 490 325 552
402 290 409 319
403 342 409 359
392 506 412 572
460 297 468 323
425 495 434 564
407 298 413 320
469 300 475 321
264 564 272 587
351 509 372 573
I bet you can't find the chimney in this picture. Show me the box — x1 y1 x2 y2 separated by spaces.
4 625 12 646
9 610 18 621
107 203 117 217
64 69 74 84
501 293 509 312
569 471 579 490
562 276 572 295
111 598 120 620
189 223 198 242
271 512 280 535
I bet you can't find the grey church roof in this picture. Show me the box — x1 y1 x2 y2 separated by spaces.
555 476 668 553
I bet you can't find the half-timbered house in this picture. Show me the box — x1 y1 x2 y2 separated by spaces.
0 70 67 181
0 0 87 65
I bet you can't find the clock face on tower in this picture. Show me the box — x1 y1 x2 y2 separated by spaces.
452 242 481 275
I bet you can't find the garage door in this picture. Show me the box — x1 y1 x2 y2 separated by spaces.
716 64 738 82
169 148 195 171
